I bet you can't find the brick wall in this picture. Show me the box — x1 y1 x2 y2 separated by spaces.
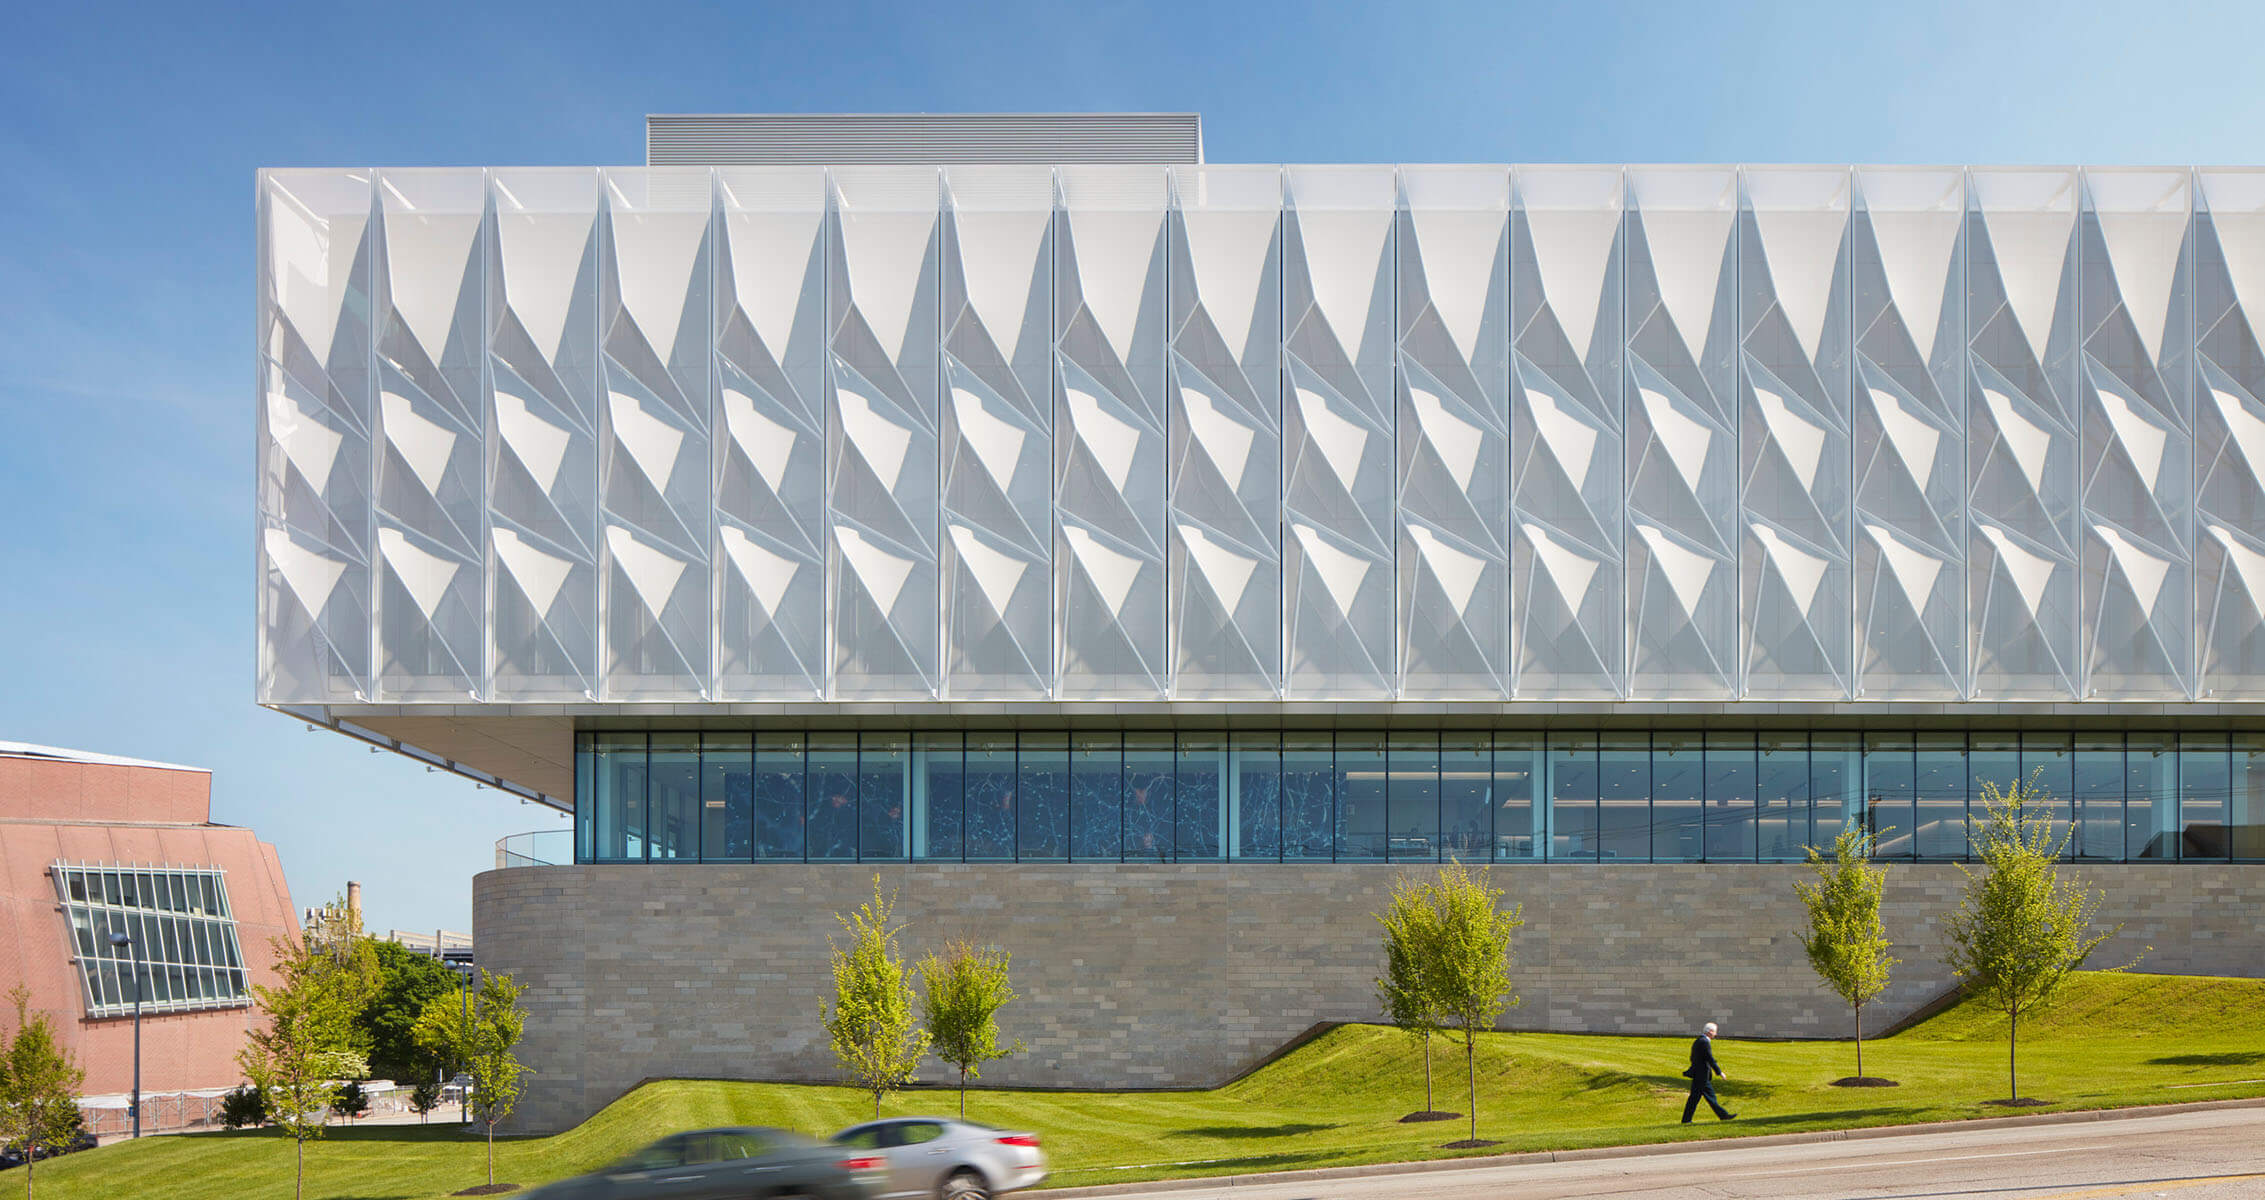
474 863 2261 1133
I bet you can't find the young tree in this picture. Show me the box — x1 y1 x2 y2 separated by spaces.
413 970 529 1187
1375 873 1448 1118
0 985 87 1200
1942 773 2127 1103
302 893 384 1062
1425 863 1524 1147
219 1084 269 1129
1794 826 1898 1082
330 1079 370 1122
918 941 1021 1118
408 1078 443 1123
240 932 370 1200
822 877 930 1118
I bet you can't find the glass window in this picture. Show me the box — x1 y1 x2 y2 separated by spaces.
897 1121 946 1146
700 732 753 862
1757 733 1808 860
1387 734 1441 861
965 736 1018 861
1176 733 1225 861
591 731 647 862
1336 733 1388 860
1493 734 1542 860
1968 733 2021 841
2073 735 2124 862
1651 734 1703 862
1018 733 1070 861
1070 733 1121 861
1231 733 1282 861
2178 733 2230 861
805 735 859 861
915 733 964 862
2126 732 2177 859
2022 733 2075 856
860 735 910 861
1863 734 1915 859
1705 732 1756 862
647 732 700 861
1549 733 1599 861
1122 734 1174 862
51 866 249 1019
2236 734 2265 862
1802 724 1857 846
1598 733 1650 862
1282 733 1335 861
754 734 807 860
575 735 595 861
1914 733 1967 860
1440 735 1492 862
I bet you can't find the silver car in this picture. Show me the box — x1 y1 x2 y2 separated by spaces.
830 1117 1048 1200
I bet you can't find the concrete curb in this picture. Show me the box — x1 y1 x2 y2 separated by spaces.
1038 1095 2265 1196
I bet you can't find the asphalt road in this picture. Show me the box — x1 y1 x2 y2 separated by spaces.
1091 1107 2265 1200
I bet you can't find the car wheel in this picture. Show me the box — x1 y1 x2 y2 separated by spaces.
939 1168 990 1200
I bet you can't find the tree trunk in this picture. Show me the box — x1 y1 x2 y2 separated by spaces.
296 1135 305 1200
874 1089 882 1119
2008 1007 2019 1101
1854 1001 1863 1079
487 1119 496 1185
24 1144 32 1200
1466 1034 1478 1143
1423 1036 1434 1111
960 1066 968 1119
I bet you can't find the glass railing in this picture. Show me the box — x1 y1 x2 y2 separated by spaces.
495 829 572 869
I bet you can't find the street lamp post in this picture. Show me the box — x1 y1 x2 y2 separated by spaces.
105 931 143 1139
452 962 475 1124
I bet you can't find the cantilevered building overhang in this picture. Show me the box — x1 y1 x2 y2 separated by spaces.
258 126 2265 807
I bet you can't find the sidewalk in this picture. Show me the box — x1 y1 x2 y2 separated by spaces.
1039 1096 2265 1197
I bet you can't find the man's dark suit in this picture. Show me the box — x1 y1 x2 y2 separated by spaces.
1681 1035 1734 1122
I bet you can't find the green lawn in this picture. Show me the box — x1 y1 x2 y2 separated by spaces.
15 972 2265 1200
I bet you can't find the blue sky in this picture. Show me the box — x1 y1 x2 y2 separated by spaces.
4 0 2265 934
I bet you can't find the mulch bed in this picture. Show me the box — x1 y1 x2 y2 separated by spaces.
451 1186 520 1196
1829 1076 1901 1088
1443 1138 1503 1149
1399 1110 1461 1123
1982 1097 2051 1107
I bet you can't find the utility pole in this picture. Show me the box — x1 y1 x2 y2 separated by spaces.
106 931 144 1138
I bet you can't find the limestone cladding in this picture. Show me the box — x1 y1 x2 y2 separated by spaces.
475 863 2261 1133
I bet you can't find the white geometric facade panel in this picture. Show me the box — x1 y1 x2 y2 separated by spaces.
1626 168 1740 697
488 168 600 702
828 168 943 697
1740 168 1854 699
941 167 1055 697
1169 166 1283 697
1398 167 1511 697
599 169 712 698
1284 167 1396 698
1969 169 2081 699
1056 167 1170 697
260 170 374 704
1511 167 1625 697
257 164 2265 709
2081 169 2193 698
374 170 486 699
1853 168 1966 699
2196 169 2265 697
715 166 828 699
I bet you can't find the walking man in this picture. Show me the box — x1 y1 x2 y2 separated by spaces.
1682 1021 1737 1123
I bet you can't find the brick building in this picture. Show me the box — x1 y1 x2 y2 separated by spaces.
0 742 297 1128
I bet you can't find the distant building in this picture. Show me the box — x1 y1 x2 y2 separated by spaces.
0 742 297 1130
385 928 473 968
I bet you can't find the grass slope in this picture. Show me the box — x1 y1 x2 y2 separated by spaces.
15 973 2264 1200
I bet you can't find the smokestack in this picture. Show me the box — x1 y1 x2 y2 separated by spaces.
346 880 362 926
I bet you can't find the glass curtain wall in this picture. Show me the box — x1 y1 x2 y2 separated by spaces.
571 728 2264 864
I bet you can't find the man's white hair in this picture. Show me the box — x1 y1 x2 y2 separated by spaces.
1704 1021 1719 1035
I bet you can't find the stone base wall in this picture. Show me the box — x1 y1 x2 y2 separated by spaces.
474 863 2261 1133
